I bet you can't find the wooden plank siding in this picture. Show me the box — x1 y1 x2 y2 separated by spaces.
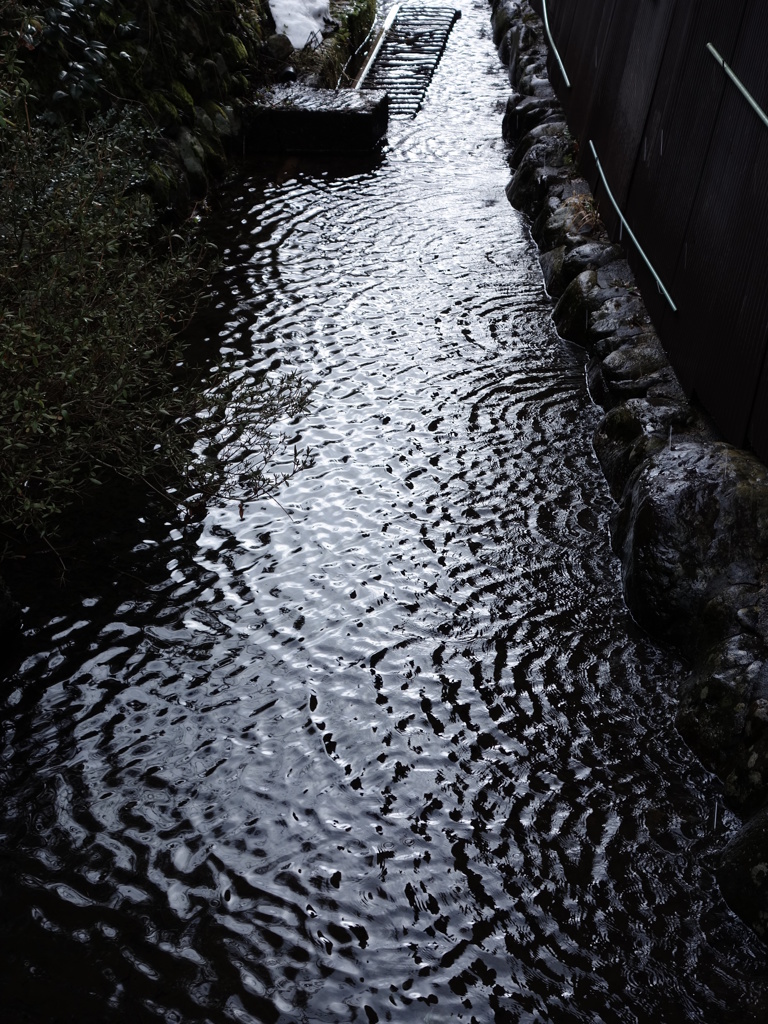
530 0 768 458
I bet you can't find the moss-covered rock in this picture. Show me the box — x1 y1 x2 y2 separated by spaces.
226 33 249 67
147 161 176 205
146 91 182 128
304 0 377 88
171 79 195 111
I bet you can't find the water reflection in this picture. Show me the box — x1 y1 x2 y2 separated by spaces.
2 3 768 1022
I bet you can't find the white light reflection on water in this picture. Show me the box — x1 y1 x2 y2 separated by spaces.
2 4 768 1023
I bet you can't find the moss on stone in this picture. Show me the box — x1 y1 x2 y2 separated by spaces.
4 0 376 210
171 79 195 110
96 11 117 33
198 130 227 173
146 91 181 127
148 161 175 205
203 98 226 120
306 0 378 88
226 33 249 67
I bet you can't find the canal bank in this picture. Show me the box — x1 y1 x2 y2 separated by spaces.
4 5 768 1021
492 0 768 940
0 0 374 601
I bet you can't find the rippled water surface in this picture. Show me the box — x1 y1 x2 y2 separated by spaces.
3 4 768 1022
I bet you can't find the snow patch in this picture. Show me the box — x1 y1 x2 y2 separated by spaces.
268 0 332 50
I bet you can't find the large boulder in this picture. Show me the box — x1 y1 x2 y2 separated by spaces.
551 263 634 346
593 394 696 499
612 440 768 652
679 634 768 812
719 806 768 939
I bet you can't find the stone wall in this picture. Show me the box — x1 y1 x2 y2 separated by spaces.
491 0 768 943
10 0 375 205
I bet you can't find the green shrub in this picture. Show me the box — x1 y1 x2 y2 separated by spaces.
0 2 313 545
0 111 312 539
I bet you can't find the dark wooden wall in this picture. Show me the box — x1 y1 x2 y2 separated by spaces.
532 0 768 459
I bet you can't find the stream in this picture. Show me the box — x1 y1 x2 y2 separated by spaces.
2 3 768 1022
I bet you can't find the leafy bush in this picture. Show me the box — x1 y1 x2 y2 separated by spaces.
0 0 314 548
2 0 272 123
0 110 313 539
0 4 312 544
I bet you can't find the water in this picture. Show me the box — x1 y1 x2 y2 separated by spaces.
2 4 767 1022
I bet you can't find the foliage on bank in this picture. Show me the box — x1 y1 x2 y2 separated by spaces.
1 0 279 202
310 0 378 88
0 1 318 543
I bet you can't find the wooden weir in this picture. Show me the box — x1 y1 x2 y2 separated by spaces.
245 3 462 151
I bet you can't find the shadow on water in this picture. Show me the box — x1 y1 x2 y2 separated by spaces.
186 148 385 367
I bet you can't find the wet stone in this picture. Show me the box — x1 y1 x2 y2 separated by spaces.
506 159 571 214
719 805 768 938
549 241 624 295
490 0 517 47
516 70 555 100
590 359 676 411
596 259 634 290
539 245 565 295
503 93 560 138
679 634 768 812
509 120 569 168
595 335 668 385
589 294 652 341
499 22 541 76
532 194 604 251
593 398 687 498
612 440 768 652
552 271 627 347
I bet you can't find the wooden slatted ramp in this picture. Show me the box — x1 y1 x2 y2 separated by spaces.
357 3 462 118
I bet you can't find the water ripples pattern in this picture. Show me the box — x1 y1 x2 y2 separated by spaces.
2 3 768 1022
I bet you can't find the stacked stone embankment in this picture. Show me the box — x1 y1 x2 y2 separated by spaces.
8 0 375 205
491 0 768 941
